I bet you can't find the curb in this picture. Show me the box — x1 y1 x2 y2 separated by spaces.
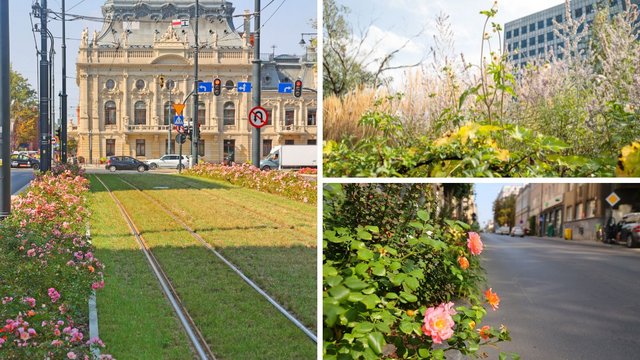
86 225 101 357
524 234 616 250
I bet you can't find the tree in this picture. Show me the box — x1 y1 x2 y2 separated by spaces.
323 0 425 97
10 65 39 150
492 194 516 228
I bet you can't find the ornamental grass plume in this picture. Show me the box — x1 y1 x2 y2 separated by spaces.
485 288 500 311
421 302 457 344
467 231 483 255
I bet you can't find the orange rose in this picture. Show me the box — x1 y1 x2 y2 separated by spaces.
479 325 491 340
88 265 95 273
485 288 500 311
457 256 469 270
27 310 36 317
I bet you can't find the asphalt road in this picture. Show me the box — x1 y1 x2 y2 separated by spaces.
480 233 640 360
9 168 34 194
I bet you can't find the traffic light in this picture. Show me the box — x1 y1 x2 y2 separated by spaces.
186 125 193 140
55 127 61 138
213 78 221 96
159 75 165 88
294 80 303 98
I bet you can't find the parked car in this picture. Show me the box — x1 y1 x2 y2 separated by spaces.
619 212 640 248
10 154 40 170
145 154 190 170
496 226 510 235
510 226 525 237
105 156 149 172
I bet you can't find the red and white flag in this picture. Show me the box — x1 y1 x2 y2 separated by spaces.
171 19 189 28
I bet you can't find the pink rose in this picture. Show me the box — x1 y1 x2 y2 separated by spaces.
467 232 483 256
422 302 457 344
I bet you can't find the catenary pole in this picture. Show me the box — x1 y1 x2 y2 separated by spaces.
61 0 67 163
191 0 199 166
0 0 11 218
39 0 50 172
251 0 261 167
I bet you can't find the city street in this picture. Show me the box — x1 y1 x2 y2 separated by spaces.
9 168 34 194
481 232 640 359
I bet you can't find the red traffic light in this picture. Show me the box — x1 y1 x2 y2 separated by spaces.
214 78 222 96
294 80 303 97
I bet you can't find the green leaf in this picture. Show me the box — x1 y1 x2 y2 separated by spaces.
366 332 385 355
325 275 343 287
358 230 373 240
347 292 365 302
343 277 368 290
328 285 350 300
431 349 445 360
399 321 414 334
357 248 374 261
355 262 369 275
409 221 424 230
400 292 418 303
404 276 419 290
365 225 380 233
353 322 375 334
371 263 386 276
385 292 398 299
323 302 346 327
418 348 431 358
417 210 430 221
361 294 381 309
323 264 338 277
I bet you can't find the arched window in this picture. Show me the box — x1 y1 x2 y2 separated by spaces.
223 102 235 126
225 80 234 90
104 101 116 125
134 101 146 125
198 101 206 125
164 101 175 125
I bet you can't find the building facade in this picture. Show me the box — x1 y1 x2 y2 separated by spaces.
504 0 638 67
515 184 531 228
73 0 316 164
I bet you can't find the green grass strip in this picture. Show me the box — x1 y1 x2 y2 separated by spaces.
88 175 194 359
96 175 316 359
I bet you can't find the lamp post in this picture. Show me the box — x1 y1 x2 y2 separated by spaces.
88 128 92 165
1 0 11 218
251 0 261 167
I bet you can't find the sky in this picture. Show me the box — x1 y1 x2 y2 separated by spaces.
7 0 317 124
474 182 523 228
337 0 565 83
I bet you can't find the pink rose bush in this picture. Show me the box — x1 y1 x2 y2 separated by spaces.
185 163 316 203
421 302 456 344
0 165 112 358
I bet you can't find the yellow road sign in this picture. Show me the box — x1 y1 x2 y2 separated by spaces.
606 192 621 207
172 103 186 115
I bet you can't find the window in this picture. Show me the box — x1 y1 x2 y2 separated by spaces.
136 139 145 157
307 109 316 126
284 139 295 145
547 32 554 41
135 79 145 90
513 54 519 60
262 139 272 157
575 8 583 17
198 139 204 157
284 109 295 126
223 139 235 162
529 23 535 32
538 20 544 29
134 101 146 125
586 199 596 218
529 37 535 46
223 102 235 125
529 49 536 57
538 47 544 54
566 206 573 221
586 4 593 14
198 102 205 125
555 15 563 23
521 40 527 48
546 17 553 26
610 0 617 6
105 101 116 125
521 25 527 34
225 80 234 90
507 43 512 52
106 79 115 90
514 28 519 37
538 34 544 43
576 203 584 220
164 101 175 125
165 138 175 154
106 139 116 156
307 139 316 145
506 30 512 39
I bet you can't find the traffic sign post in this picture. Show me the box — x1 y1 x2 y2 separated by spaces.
248 106 268 128
172 103 186 116
173 114 185 126
198 82 212 93
606 192 621 207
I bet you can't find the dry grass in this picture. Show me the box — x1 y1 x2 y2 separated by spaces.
323 87 391 142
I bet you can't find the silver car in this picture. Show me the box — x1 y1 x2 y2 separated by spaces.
145 154 190 170
510 226 525 237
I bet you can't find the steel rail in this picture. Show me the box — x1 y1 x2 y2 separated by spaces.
118 176 318 343
93 175 216 360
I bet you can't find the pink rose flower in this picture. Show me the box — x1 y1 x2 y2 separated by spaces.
48 288 61 303
67 352 77 359
467 232 483 256
422 301 457 344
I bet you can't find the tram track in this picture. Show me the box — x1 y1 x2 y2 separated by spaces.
115 175 318 343
93 175 216 360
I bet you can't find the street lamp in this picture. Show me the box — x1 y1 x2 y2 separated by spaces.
298 33 317 47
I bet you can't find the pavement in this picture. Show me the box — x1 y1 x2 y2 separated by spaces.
479 232 640 359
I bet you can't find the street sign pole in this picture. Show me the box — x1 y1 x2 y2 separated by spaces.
168 88 172 154
252 0 261 167
1 0 11 218
61 0 67 163
191 0 200 166
39 0 51 172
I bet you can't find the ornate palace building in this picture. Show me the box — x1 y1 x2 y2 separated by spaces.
73 0 316 163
